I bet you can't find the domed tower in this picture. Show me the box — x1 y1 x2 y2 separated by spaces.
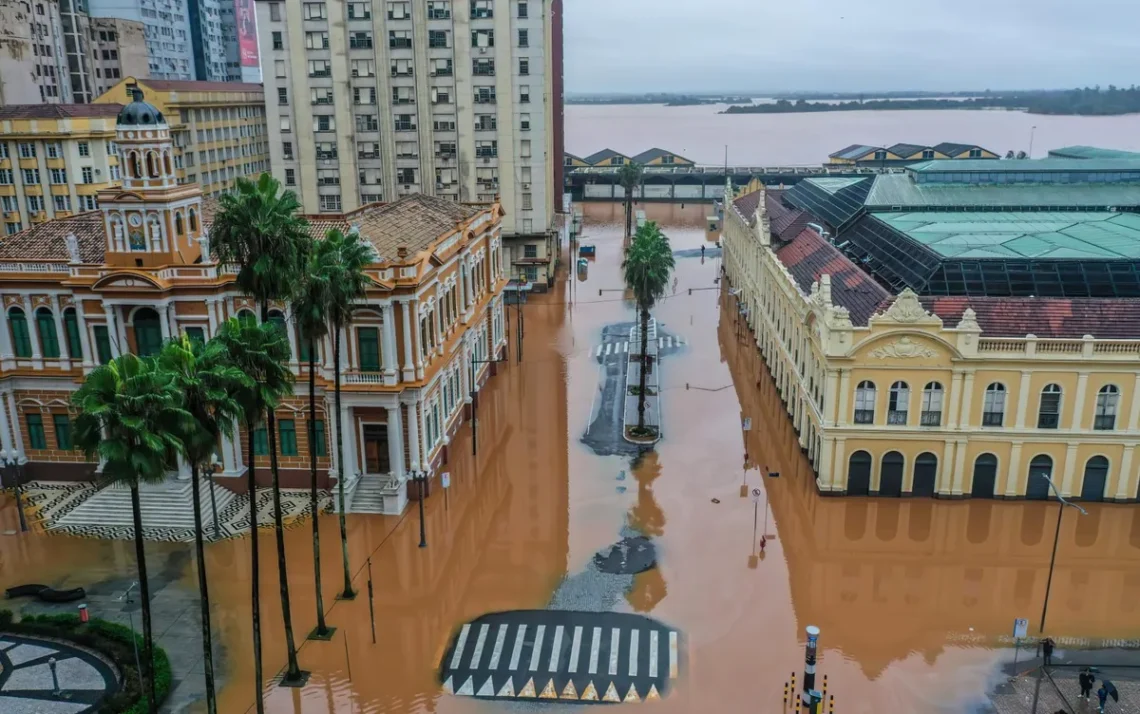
98 85 205 268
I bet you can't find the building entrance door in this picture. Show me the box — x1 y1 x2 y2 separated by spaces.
362 424 390 474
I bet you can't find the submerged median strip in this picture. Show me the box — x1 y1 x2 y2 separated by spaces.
624 320 662 444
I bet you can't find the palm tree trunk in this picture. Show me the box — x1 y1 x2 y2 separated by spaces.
129 483 157 714
247 421 264 714
262 301 302 682
638 307 649 430
334 324 354 598
624 187 633 240
190 464 217 714
309 342 330 637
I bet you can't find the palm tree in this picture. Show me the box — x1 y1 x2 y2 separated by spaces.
72 354 191 714
212 318 296 699
318 228 374 600
617 161 643 240
159 335 250 714
622 221 675 433
211 173 311 687
291 244 335 638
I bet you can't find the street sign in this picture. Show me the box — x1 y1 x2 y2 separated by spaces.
441 472 451 489
742 417 752 431
751 488 761 504
1013 618 1029 639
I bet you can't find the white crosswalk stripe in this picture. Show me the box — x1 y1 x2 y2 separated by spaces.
449 624 471 669
548 625 565 672
589 626 602 674
528 625 546 671
622 342 629 353
568 626 583 674
628 630 639 677
649 630 659 678
508 624 527 671
596 345 603 357
470 624 490 669
488 624 508 669
609 628 621 676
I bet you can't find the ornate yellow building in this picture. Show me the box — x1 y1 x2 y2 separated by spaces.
0 88 508 515
723 170 1140 502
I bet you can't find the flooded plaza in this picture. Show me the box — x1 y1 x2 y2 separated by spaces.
3 201 1140 713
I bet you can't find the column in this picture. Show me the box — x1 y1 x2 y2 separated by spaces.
49 296 69 370
116 307 129 353
406 401 421 470
205 298 218 337
1114 445 1135 501
412 300 424 379
951 438 968 495
1129 373 1140 432
340 326 351 373
817 437 834 490
381 303 398 385
339 404 358 478
464 262 474 319
175 453 191 481
434 303 443 356
23 296 42 366
220 425 237 474
461 343 472 404
386 405 404 479
6 391 24 456
401 299 415 381
831 437 846 490
169 303 180 337
947 371 964 429
1071 371 1090 431
823 370 838 427
103 305 119 356
158 303 171 340
322 334 335 371
1060 442 1079 497
1014 371 1032 428
958 372 976 428
75 301 93 368
283 308 299 366
941 440 957 494
836 369 851 427
0 389 14 455
0 297 14 369
1004 442 1023 497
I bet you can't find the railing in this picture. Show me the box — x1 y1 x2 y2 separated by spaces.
343 370 385 384
0 262 69 273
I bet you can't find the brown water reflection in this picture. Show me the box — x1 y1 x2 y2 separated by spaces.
2 202 1140 714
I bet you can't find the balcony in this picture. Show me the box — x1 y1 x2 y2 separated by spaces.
309 69 331 78
349 38 374 50
316 151 339 161
358 151 381 160
344 371 385 384
393 122 416 132
356 120 380 132
389 39 412 50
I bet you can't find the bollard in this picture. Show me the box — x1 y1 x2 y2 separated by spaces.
78 603 89 623
802 626 820 711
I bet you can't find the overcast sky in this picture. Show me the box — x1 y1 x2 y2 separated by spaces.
564 0 1140 94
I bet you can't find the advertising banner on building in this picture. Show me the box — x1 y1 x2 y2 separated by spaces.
235 0 259 67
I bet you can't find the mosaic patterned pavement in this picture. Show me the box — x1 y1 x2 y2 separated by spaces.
0 635 118 713
21 481 332 543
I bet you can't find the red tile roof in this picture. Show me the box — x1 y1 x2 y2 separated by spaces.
0 104 122 120
775 227 890 325
139 79 264 93
908 295 1140 339
0 212 106 263
732 188 764 219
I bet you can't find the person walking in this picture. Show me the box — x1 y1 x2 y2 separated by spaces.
1042 637 1055 666
1097 684 1108 713
1079 668 1095 700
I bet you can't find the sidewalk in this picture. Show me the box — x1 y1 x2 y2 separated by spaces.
988 647 1140 714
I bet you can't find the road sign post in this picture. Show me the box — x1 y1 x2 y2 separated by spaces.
1011 618 1029 674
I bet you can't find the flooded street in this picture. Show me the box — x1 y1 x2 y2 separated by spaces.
4 202 1140 713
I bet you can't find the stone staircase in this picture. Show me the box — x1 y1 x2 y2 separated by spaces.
345 475 406 515
53 477 237 533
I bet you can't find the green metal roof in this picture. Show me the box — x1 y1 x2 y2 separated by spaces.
1048 146 1140 160
808 177 869 195
871 211 1140 260
864 173 1140 208
908 158 1140 172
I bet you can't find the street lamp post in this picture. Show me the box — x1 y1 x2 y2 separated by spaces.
1 449 29 532
469 354 508 456
416 471 427 548
208 457 222 540
1039 475 1087 634
1029 126 1038 158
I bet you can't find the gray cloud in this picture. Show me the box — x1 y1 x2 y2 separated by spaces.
564 0 1140 93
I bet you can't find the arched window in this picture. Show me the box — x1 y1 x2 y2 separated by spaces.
847 451 871 496
8 307 31 358
879 451 904 497
971 454 998 498
35 307 60 358
132 308 162 357
1095 385 1120 431
1026 455 1054 500
921 382 943 426
237 309 257 327
146 151 159 178
982 383 1006 426
175 212 185 236
887 381 909 425
854 381 875 424
129 151 142 179
188 209 198 232
1037 384 1062 429
912 452 938 497
1080 456 1109 502
163 151 172 176
63 308 82 360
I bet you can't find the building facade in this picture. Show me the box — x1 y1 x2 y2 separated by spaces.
722 173 1140 503
58 0 94 103
257 0 563 287
87 0 194 79
0 0 73 104
0 104 123 234
187 0 240 82
94 77 270 197
88 17 150 98
0 88 510 516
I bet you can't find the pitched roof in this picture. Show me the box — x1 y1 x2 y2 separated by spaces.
829 144 880 160
0 212 106 263
775 227 890 326
339 193 483 259
900 295 1140 339
932 142 976 157
0 104 122 120
632 147 692 164
1047 146 1140 160
887 143 926 158
583 148 628 164
732 188 764 221
138 79 264 93
864 172 1140 208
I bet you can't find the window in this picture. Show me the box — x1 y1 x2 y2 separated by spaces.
53 195 71 212
475 86 496 104
519 85 530 103
0 169 11 184
854 381 875 424
389 30 411 48
887 381 909 425
354 86 376 105
391 58 413 76
49 168 66 185
18 143 36 159
524 244 537 258
78 142 89 157
36 308 60 358
319 194 342 211
427 1 450 19
0 143 7 159
475 140 497 158
93 325 112 364
308 60 331 77
79 195 97 211
387 1 409 19
253 426 269 456
272 31 283 50
285 168 295 186
185 327 205 345
392 86 415 104
282 141 294 159
969 148 983 158
358 327 380 371
432 58 453 76
23 169 41 185
471 0 492 18
1094 385 1119 430
518 0 528 17
53 414 73 449
277 87 288 105
303 2 327 19
309 419 327 457
397 167 416 184
431 87 451 105
473 58 494 75
1037 384 1062 429
518 28 528 47
472 28 494 47
46 142 60 158
81 166 93 183
921 382 943 426
348 1 372 19
278 419 298 456
27 414 47 450
519 57 529 76
9 308 31 358
314 114 335 131
394 114 415 131
982 383 1006 426
351 59 375 77
522 193 533 210
270 2 282 20
349 31 373 49
133 308 162 357
429 30 448 48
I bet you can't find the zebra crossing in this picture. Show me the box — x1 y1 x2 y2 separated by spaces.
440 610 679 703
594 335 685 358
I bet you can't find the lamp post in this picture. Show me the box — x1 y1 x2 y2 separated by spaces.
1 449 28 532
469 353 508 456
1028 126 1038 158
208 456 222 540
1039 474 1087 634
415 471 427 548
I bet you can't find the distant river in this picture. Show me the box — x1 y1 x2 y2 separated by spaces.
565 103 1140 165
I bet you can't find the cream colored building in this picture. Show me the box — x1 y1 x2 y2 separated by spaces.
256 0 563 286
723 176 1140 503
88 17 149 98
0 103 123 233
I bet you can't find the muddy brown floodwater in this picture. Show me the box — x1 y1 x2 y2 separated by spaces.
4 201 1140 713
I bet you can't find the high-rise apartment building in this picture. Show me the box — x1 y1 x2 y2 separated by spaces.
187 0 240 81
58 0 95 103
88 17 150 97
87 0 194 79
257 0 565 286
0 0 73 103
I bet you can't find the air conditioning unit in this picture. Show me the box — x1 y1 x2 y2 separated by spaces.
521 182 530 189
479 47 487 54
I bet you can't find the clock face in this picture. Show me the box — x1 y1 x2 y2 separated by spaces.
128 213 143 227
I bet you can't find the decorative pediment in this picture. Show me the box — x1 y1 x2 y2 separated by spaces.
93 272 164 290
867 337 938 360
871 289 943 327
